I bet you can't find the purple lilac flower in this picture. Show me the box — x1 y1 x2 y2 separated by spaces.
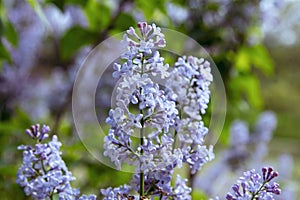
17 124 96 200
103 22 214 199
104 22 179 174
167 55 214 174
225 167 280 200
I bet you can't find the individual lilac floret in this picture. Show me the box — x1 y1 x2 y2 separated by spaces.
17 124 96 200
226 167 281 200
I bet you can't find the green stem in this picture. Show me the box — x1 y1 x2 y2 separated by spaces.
159 193 163 200
172 130 177 153
140 116 145 198
139 51 146 199
172 108 181 153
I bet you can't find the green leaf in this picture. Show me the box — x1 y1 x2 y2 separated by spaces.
230 74 263 109
60 26 98 60
250 44 274 75
114 13 136 32
46 0 65 11
45 0 87 11
0 17 4 36
234 45 274 75
4 21 18 47
84 0 111 31
234 46 251 73
67 0 87 6
0 41 11 62
136 0 166 19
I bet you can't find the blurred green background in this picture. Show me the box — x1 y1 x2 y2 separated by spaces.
0 0 299 199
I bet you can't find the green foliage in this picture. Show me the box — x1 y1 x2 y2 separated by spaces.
3 21 18 47
0 42 11 63
192 190 209 200
135 0 167 19
46 0 87 11
113 13 136 32
233 44 274 75
85 0 111 31
60 26 99 60
229 74 263 109
0 4 18 64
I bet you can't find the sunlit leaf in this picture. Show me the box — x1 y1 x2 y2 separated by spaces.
250 44 274 75
234 45 274 75
234 46 251 72
85 0 111 31
136 0 166 19
230 74 263 109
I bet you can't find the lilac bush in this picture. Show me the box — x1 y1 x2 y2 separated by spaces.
16 22 281 200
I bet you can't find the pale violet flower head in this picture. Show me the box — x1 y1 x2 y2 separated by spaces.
103 22 214 199
226 167 280 200
17 124 96 200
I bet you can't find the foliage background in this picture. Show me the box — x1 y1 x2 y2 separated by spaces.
0 0 299 199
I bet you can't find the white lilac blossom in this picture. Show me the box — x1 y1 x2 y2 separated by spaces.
225 167 280 200
16 124 96 200
103 22 214 199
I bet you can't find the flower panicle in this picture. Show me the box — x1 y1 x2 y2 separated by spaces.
225 167 281 200
17 124 97 200
103 21 214 200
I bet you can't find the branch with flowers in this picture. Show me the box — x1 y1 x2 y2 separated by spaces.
16 22 281 200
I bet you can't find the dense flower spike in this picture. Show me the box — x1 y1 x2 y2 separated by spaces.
17 124 96 200
166 55 214 173
103 22 214 199
226 167 280 200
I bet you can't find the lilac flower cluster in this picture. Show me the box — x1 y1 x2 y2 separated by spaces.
226 167 281 200
16 124 96 200
103 22 214 199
